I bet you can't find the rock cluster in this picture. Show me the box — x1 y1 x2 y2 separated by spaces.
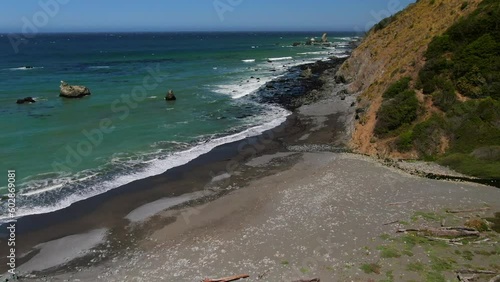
59 81 91 98
16 97 36 104
165 90 176 101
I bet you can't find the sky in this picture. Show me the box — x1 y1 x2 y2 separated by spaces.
0 0 416 33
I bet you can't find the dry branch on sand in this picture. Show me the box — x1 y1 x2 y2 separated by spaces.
202 274 250 282
446 207 490 213
292 279 320 282
397 227 480 237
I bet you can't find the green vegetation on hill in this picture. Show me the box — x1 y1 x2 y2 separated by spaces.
418 0 500 100
378 0 500 178
375 83 419 137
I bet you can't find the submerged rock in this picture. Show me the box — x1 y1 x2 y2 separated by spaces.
16 97 36 104
60 81 91 98
165 89 176 101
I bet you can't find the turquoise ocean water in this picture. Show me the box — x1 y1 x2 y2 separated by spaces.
0 32 355 221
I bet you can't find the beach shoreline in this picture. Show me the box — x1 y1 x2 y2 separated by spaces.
0 55 353 275
3 51 499 281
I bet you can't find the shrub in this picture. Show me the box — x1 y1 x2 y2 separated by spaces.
396 130 414 152
412 114 448 156
432 79 457 111
375 90 419 136
383 77 412 99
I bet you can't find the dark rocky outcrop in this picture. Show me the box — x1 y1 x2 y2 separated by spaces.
16 97 36 104
292 42 302 47
59 81 91 98
165 90 176 101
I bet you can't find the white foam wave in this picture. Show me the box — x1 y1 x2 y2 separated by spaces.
2 107 290 222
242 59 255 63
212 76 273 99
297 51 332 55
267 57 293 62
88 66 110 69
6 66 43 71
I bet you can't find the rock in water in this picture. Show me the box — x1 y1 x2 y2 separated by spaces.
59 81 91 98
16 97 36 104
322 33 328 43
165 89 176 101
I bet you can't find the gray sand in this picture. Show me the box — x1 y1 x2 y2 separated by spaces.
17 228 107 275
125 191 210 223
39 153 500 281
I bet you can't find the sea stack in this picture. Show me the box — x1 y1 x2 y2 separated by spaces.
16 97 36 104
165 89 176 101
321 33 328 43
59 81 91 98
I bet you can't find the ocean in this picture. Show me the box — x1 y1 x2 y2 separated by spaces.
0 32 355 222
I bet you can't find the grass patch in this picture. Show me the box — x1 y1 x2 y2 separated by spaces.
438 153 500 178
430 256 454 271
462 250 474 261
426 271 445 282
281 260 289 266
407 262 425 272
380 270 394 282
300 267 309 274
379 233 392 241
377 245 401 258
360 263 381 274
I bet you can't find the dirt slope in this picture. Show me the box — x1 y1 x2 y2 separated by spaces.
337 0 482 157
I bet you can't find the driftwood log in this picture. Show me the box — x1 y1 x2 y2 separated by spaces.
397 227 480 237
203 274 249 282
446 207 490 213
292 279 320 282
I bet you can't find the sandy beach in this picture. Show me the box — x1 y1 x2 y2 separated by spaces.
4 58 500 282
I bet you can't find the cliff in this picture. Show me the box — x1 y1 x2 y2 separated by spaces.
337 0 500 178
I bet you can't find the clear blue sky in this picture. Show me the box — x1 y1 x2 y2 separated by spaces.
1 0 415 33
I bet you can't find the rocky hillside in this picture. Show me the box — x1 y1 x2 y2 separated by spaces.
338 0 500 178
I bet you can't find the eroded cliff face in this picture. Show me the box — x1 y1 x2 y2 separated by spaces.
338 0 481 157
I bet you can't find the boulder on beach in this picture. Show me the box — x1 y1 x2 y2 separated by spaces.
59 81 91 98
16 97 36 104
165 89 176 101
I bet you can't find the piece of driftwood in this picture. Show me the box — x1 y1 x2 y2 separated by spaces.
383 220 400 226
446 207 490 213
457 273 477 282
397 227 480 237
257 270 270 280
203 274 250 282
292 279 320 282
457 269 498 275
489 274 500 282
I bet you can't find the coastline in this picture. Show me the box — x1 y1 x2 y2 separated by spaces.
2 52 499 281
0 56 353 275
